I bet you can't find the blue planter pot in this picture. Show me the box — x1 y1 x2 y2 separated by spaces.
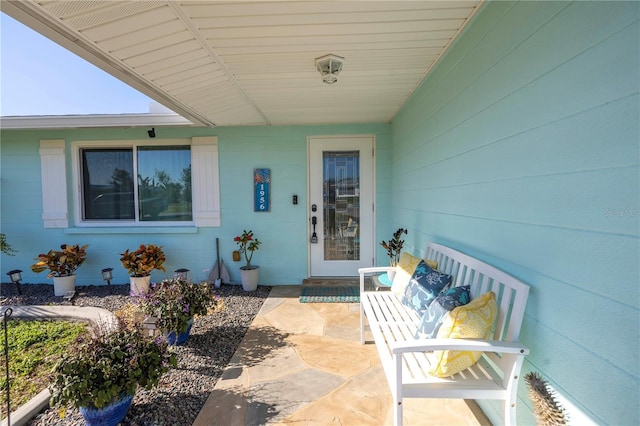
79 393 134 426
164 318 194 346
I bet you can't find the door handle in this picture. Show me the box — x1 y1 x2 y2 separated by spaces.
310 216 318 243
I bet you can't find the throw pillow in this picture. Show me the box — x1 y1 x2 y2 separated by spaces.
415 285 471 339
390 252 423 298
424 259 439 270
428 291 498 377
400 260 452 316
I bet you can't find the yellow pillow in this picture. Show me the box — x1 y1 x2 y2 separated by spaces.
390 252 422 297
428 291 497 377
425 259 438 270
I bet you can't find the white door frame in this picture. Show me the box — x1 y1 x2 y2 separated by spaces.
307 135 376 277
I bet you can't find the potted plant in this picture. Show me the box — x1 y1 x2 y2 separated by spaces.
380 228 407 281
120 244 166 295
137 277 220 345
49 321 176 425
234 230 262 291
30 243 88 296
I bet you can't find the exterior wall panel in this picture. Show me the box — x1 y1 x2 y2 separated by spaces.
391 1 639 424
0 124 392 286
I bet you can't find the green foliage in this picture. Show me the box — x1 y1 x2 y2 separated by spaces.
30 243 88 278
0 233 16 256
234 230 262 270
137 278 220 334
120 244 166 277
49 322 176 410
0 320 87 407
380 228 407 266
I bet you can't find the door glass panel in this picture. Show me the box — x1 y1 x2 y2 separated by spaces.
323 151 359 261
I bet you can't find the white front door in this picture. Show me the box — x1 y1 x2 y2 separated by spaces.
308 135 375 277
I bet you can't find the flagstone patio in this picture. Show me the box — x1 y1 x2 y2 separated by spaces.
193 285 490 425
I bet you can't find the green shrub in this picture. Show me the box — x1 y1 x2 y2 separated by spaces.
50 322 176 410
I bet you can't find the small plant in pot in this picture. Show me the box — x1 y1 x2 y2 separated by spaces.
30 243 88 296
49 320 176 425
136 277 222 345
120 244 166 295
380 228 407 281
234 230 262 291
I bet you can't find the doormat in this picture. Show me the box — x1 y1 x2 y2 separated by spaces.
299 286 360 303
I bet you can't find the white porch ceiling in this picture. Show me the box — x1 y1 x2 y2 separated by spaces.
2 1 483 127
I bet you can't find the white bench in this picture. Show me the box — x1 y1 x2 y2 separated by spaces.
359 242 530 426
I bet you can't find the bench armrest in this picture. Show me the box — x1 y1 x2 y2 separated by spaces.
358 266 395 275
358 266 396 292
391 338 529 355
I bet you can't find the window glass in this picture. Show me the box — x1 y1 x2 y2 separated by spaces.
137 146 192 221
82 149 134 220
80 145 192 223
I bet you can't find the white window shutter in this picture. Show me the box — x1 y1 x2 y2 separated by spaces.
39 140 68 228
191 136 221 227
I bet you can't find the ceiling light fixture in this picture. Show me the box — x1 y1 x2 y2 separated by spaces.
315 54 344 84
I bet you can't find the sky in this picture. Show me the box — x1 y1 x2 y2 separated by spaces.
0 13 154 117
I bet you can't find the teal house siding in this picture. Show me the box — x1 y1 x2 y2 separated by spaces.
1 1 638 425
391 1 639 425
0 123 392 286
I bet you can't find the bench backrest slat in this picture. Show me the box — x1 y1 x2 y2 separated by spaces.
426 243 530 343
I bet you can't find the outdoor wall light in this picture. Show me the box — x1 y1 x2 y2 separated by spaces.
147 127 156 138
315 54 344 84
6 269 22 295
175 268 189 280
101 267 113 293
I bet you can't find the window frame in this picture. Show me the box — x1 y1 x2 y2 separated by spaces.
69 137 220 228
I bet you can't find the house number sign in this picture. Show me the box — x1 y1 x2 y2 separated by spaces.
254 168 270 212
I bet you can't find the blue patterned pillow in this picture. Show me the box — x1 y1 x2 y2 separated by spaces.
415 285 471 338
401 260 452 316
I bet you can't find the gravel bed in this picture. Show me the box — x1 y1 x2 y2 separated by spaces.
1 282 272 425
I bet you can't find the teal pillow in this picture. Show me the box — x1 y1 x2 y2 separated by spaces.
401 260 452 316
416 285 471 338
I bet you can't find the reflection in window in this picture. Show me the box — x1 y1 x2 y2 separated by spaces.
322 151 360 261
137 146 192 221
82 149 134 220
80 146 192 222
